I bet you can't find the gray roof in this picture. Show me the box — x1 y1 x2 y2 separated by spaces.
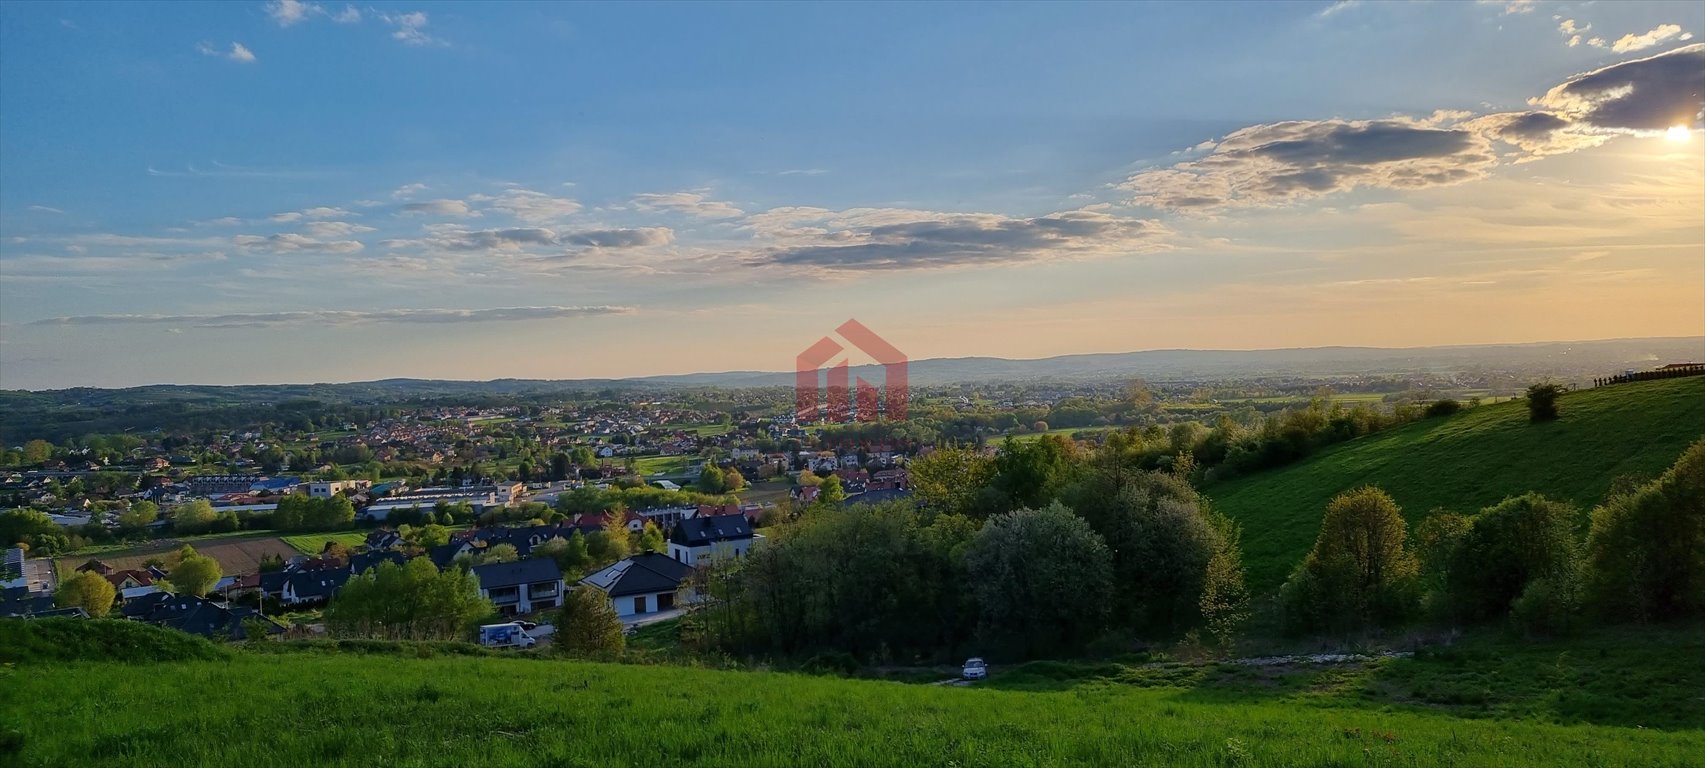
472 558 562 590
580 553 693 598
670 515 752 547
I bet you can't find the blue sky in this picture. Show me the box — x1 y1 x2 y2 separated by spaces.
2 0 1702 389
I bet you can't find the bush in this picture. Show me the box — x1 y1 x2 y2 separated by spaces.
1281 487 1419 633
1526 382 1564 423
1510 575 1582 637
1443 493 1581 624
1585 438 1705 622
1424 399 1463 418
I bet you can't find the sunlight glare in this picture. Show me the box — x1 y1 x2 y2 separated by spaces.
1666 125 1692 142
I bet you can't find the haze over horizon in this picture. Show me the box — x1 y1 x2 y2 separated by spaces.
3 1 1703 390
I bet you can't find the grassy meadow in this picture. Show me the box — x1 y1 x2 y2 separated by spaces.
1209 377 1705 592
4 622 1702 768
281 532 372 555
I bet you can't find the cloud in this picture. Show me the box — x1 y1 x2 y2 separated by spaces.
777 168 829 176
741 208 1166 272
631 191 744 219
391 182 428 199
1480 0 1535 15
233 233 364 254
29 306 635 329
1316 1 1358 19
1122 119 1498 210
379 11 442 46
385 226 672 252
270 206 352 222
302 220 376 238
26 205 65 214
1122 45 1705 210
196 41 256 62
265 0 317 27
1535 43 1705 132
1611 24 1691 53
481 189 582 223
331 5 360 23
401 199 477 217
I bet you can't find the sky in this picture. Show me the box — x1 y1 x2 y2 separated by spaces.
1 0 1702 390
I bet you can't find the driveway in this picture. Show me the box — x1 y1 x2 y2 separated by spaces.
623 607 684 630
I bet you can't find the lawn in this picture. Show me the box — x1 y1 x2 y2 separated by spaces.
1208 377 1705 593
280 532 372 556
631 454 695 475
3 625 1701 767
55 534 298 580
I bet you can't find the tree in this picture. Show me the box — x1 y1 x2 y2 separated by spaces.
1526 382 1564 423
325 558 493 640
964 502 1113 657
476 543 519 565
1281 486 1419 633
168 547 224 597
1585 438 1705 622
0 509 60 549
117 500 159 531
21 439 53 465
171 499 220 534
909 446 995 517
697 465 727 494
414 524 452 549
1442 493 1581 625
556 586 625 658
987 436 1078 513
815 474 845 506
55 571 116 617
534 533 593 580
638 521 666 554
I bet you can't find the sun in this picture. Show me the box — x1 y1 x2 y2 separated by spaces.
1666 125 1692 142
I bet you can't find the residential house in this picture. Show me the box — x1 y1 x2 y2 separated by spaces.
667 514 761 566
579 552 694 618
348 549 408 575
280 569 352 605
471 558 564 616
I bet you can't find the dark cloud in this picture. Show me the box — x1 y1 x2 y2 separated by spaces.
558 228 674 248
746 210 1164 271
30 306 634 328
1537 43 1705 131
392 227 673 253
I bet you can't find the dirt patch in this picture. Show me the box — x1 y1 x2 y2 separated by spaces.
58 537 296 577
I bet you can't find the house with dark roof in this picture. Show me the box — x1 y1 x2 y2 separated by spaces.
667 514 761 566
0 585 56 617
348 549 408 575
281 569 352 605
471 558 564 616
126 593 283 640
580 552 694 618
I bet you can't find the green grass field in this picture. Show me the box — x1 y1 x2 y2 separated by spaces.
631 454 694 475
4 626 1702 767
280 532 371 555
1209 377 1705 593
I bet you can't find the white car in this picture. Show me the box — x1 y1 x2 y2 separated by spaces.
961 657 988 680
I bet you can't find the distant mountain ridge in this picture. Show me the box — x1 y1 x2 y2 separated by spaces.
6 336 1702 396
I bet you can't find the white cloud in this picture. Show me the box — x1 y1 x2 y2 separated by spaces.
1612 24 1690 53
26 205 65 214
482 189 582 224
379 11 442 46
233 233 364 254
401 199 477 217
331 5 360 23
265 0 317 27
197 41 256 62
1316 1 1358 19
391 182 429 199
1480 0 1535 16
631 191 744 219
302 220 377 239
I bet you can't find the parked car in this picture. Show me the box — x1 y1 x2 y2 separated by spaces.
479 622 538 649
961 657 988 680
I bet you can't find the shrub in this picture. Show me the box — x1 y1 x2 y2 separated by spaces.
1510 574 1582 637
0 618 228 664
557 586 625 659
1281 486 1419 633
1525 382 1564 423
1425 399 1463 418
1443 493 1581 624
1585 438 1705 622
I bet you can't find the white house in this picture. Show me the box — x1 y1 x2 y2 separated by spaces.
666 514 762 567
472 558 564 616
579 553 694 618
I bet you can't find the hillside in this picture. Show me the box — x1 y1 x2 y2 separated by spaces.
1210 377 1705 593
2 621 1701 767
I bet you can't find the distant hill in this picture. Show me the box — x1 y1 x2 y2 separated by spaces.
1208 377 1705 594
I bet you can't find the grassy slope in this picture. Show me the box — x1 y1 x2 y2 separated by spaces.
5 645 1701 767
280 532 371 555
1210 377 1705 593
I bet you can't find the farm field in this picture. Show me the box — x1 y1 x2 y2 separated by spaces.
54 534 296 580
1208 377 1705 593
631 454 695 475
3 621 1701 768
280 532 371 555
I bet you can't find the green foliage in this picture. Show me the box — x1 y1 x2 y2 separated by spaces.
272 495 357 531
1585 437 1705 622
0 508 61 550
987 436 1079 513
117 500 159 530
167 546 223 597
1424 399 1463 418
1441 493 1582 626
170 499 221 535
908 445 996 517
965 502 1112 657
1281 486 1419 633
534 532 592 580
475 543 519 565
1062 469 1220 635
54 571 116 618
700 501 975 660
0 617 228 664
323 558 494 641
1526 382 1564 423
637 522 665 554
555 587 625 658
1211 378 1705 593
